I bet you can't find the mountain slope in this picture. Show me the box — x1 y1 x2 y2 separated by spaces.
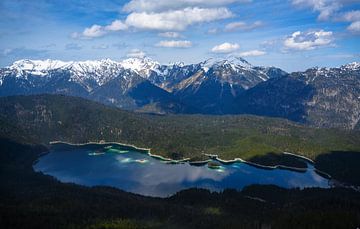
119 57 202 91
0 57 286 115
1 94 359 162
0 59 191 113
174 57 287 114
1 58 359 129
236 63 360 129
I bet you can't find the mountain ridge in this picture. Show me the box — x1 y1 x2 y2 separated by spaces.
1 57 359 129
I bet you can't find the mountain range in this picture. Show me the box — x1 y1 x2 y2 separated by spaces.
0 57 359 129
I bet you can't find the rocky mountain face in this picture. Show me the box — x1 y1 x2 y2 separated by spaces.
294 63 360 129
120 57 203 92
0 58 359 129
0 57 283 114
0 59 194 113
236 63 360 129
173 57 287 114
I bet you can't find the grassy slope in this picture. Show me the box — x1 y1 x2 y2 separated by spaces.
0 94 359 163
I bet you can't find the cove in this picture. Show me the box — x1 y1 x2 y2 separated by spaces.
34 143 331 197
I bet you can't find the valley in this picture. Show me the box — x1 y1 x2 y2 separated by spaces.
1 94 359 165
0 70 359 228
2 0 360 228
1 94 360 187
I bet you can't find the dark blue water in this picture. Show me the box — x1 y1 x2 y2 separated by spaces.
34 143 330 197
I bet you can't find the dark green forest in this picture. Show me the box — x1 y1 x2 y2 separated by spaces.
1 94 359 163
1 94 360 228
1 138 360 229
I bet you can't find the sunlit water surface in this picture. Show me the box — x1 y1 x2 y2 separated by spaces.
34 144 330 197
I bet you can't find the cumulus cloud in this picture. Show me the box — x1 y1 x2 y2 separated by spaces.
83 25 106 38
75 0 249 37
291 1 360 35
291 0 341 20
292 0 359 21
125 7 233 31
158 32 183 38
224 21 263 32
77 20 128 39
126 49 147 58
284 30 334 50
104 20 128 31
238 50 266 57
123 0 251 12
211 42 240 53
339 10 360 33
347 21 360 33
341 10 360 21
156 40 193 48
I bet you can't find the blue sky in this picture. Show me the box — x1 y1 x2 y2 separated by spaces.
0 0 359 72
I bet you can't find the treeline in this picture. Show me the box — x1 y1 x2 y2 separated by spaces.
0 94 359 163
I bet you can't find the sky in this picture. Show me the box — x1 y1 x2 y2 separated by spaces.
0 0 359 72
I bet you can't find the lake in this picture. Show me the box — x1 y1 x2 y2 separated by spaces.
34 143 330 197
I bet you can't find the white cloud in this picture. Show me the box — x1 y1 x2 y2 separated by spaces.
211 42 240 53
347 21 360 33
78 20 128 39
341 10 360 21
158 32 182 38
123 0 251 12
238 50 266 57
292 1 360 34
156 40 193 48
284 30 334 50
224 21 262 32
83 25 106 38
126 49 146 58
76 0 247 37
125 7 233 31
291 0 341 20
337 10 360 34
105 20 128 31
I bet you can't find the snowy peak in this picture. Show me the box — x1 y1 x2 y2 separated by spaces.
120 57 161 77
67 59 126 86
201 56 252 72
9 59 71 76
8 58 124 74
6 59 130 87
2 57 287 93
342 62 360 71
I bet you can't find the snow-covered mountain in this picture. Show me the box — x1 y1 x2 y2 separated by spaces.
175 56 287 91
0 58 196 113
0 58 198 89
1 57 359 129
0 57 287 115
172 56 287 114
2 59 126 88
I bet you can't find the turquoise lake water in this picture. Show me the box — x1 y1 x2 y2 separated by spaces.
34 143 330 197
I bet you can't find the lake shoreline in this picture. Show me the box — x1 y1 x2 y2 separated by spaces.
49 140 314 173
